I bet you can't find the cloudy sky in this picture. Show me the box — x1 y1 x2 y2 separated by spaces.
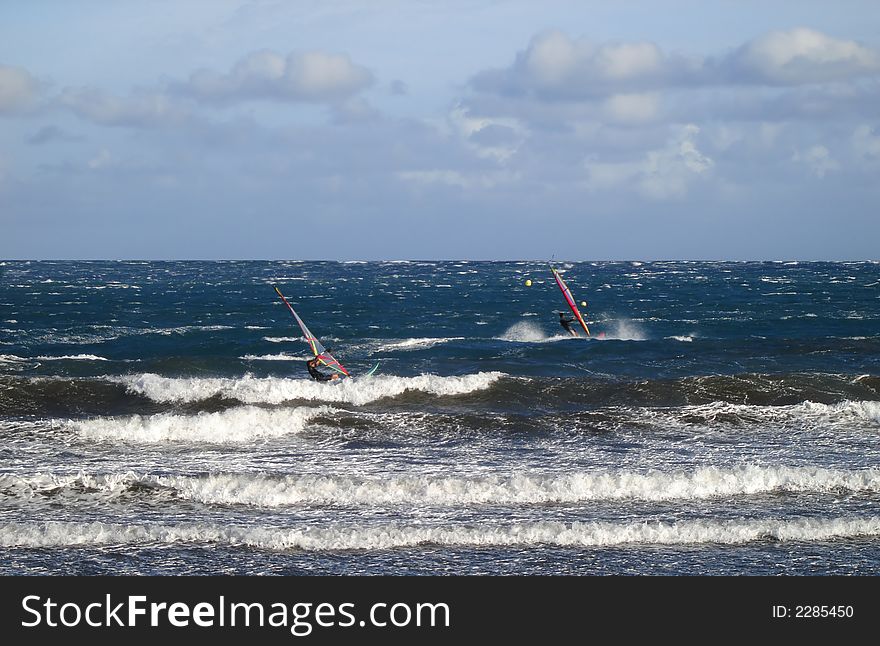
1 1 878 259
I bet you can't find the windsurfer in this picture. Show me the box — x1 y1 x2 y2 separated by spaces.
274 285 349 379
306 356 339 381
558 312 579 337
551 266 591 337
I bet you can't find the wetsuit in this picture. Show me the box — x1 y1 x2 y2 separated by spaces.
306 359 335 382
559 313 578 336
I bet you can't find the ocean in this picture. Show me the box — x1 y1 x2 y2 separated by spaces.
1 260 878 575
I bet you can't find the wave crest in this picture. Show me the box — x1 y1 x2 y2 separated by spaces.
68 405 333 443
115 372 505 406
6 465 879 506
3 516 879 549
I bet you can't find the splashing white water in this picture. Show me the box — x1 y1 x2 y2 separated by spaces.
498 321 568 343
3 516 879 549
114 371 504 406
603 319 647 340
376 337 465 352
8 464 880 506
68 405 334 443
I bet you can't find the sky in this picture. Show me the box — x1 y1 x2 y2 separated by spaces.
1 0 879 260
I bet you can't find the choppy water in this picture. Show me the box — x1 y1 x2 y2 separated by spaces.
1 260 878 574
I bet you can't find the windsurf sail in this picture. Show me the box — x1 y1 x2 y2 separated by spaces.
273 285 350 377
550 266 591 337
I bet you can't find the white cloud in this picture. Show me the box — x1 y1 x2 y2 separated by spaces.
447 104 527 163
474 30 686 99
603 93 659 124
583 124 713 200
730 28 880 85
792 144 840 177
48 48 372 128
472 28 880 105
59 87 188 127
182 49 373 104
596 41 664 80
0 64 41 112
522 31 666 86
521 30 580 86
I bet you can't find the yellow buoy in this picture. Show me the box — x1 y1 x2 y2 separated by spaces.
525 279 532 287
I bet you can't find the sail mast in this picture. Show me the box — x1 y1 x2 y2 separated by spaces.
273 285 350 376
550 266 591 337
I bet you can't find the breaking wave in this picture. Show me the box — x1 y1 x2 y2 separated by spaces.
3 516 879 549
114 372 505 406
67 405 334 443
622 399 880 429
4 464 880 506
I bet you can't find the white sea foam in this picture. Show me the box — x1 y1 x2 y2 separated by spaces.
68 405 334 443
624 399 880 430
114 371 504 406
35 354 110 361
666 336 694 342
498 321 567 343
239 353 308 361
376 337 465 352
3 516 879 549
7 465 880 507
148 325 235 335
812 400 880 424
263 336 303 343
29 325 239 345
603 320 647 341
74 283 142 290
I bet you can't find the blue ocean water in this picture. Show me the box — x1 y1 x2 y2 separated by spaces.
1 260 879 574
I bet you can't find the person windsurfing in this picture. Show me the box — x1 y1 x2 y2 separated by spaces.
558 311 579 337
306 355 340 382
272 286 349 380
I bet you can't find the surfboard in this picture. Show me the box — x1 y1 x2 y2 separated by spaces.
363 361 380 377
